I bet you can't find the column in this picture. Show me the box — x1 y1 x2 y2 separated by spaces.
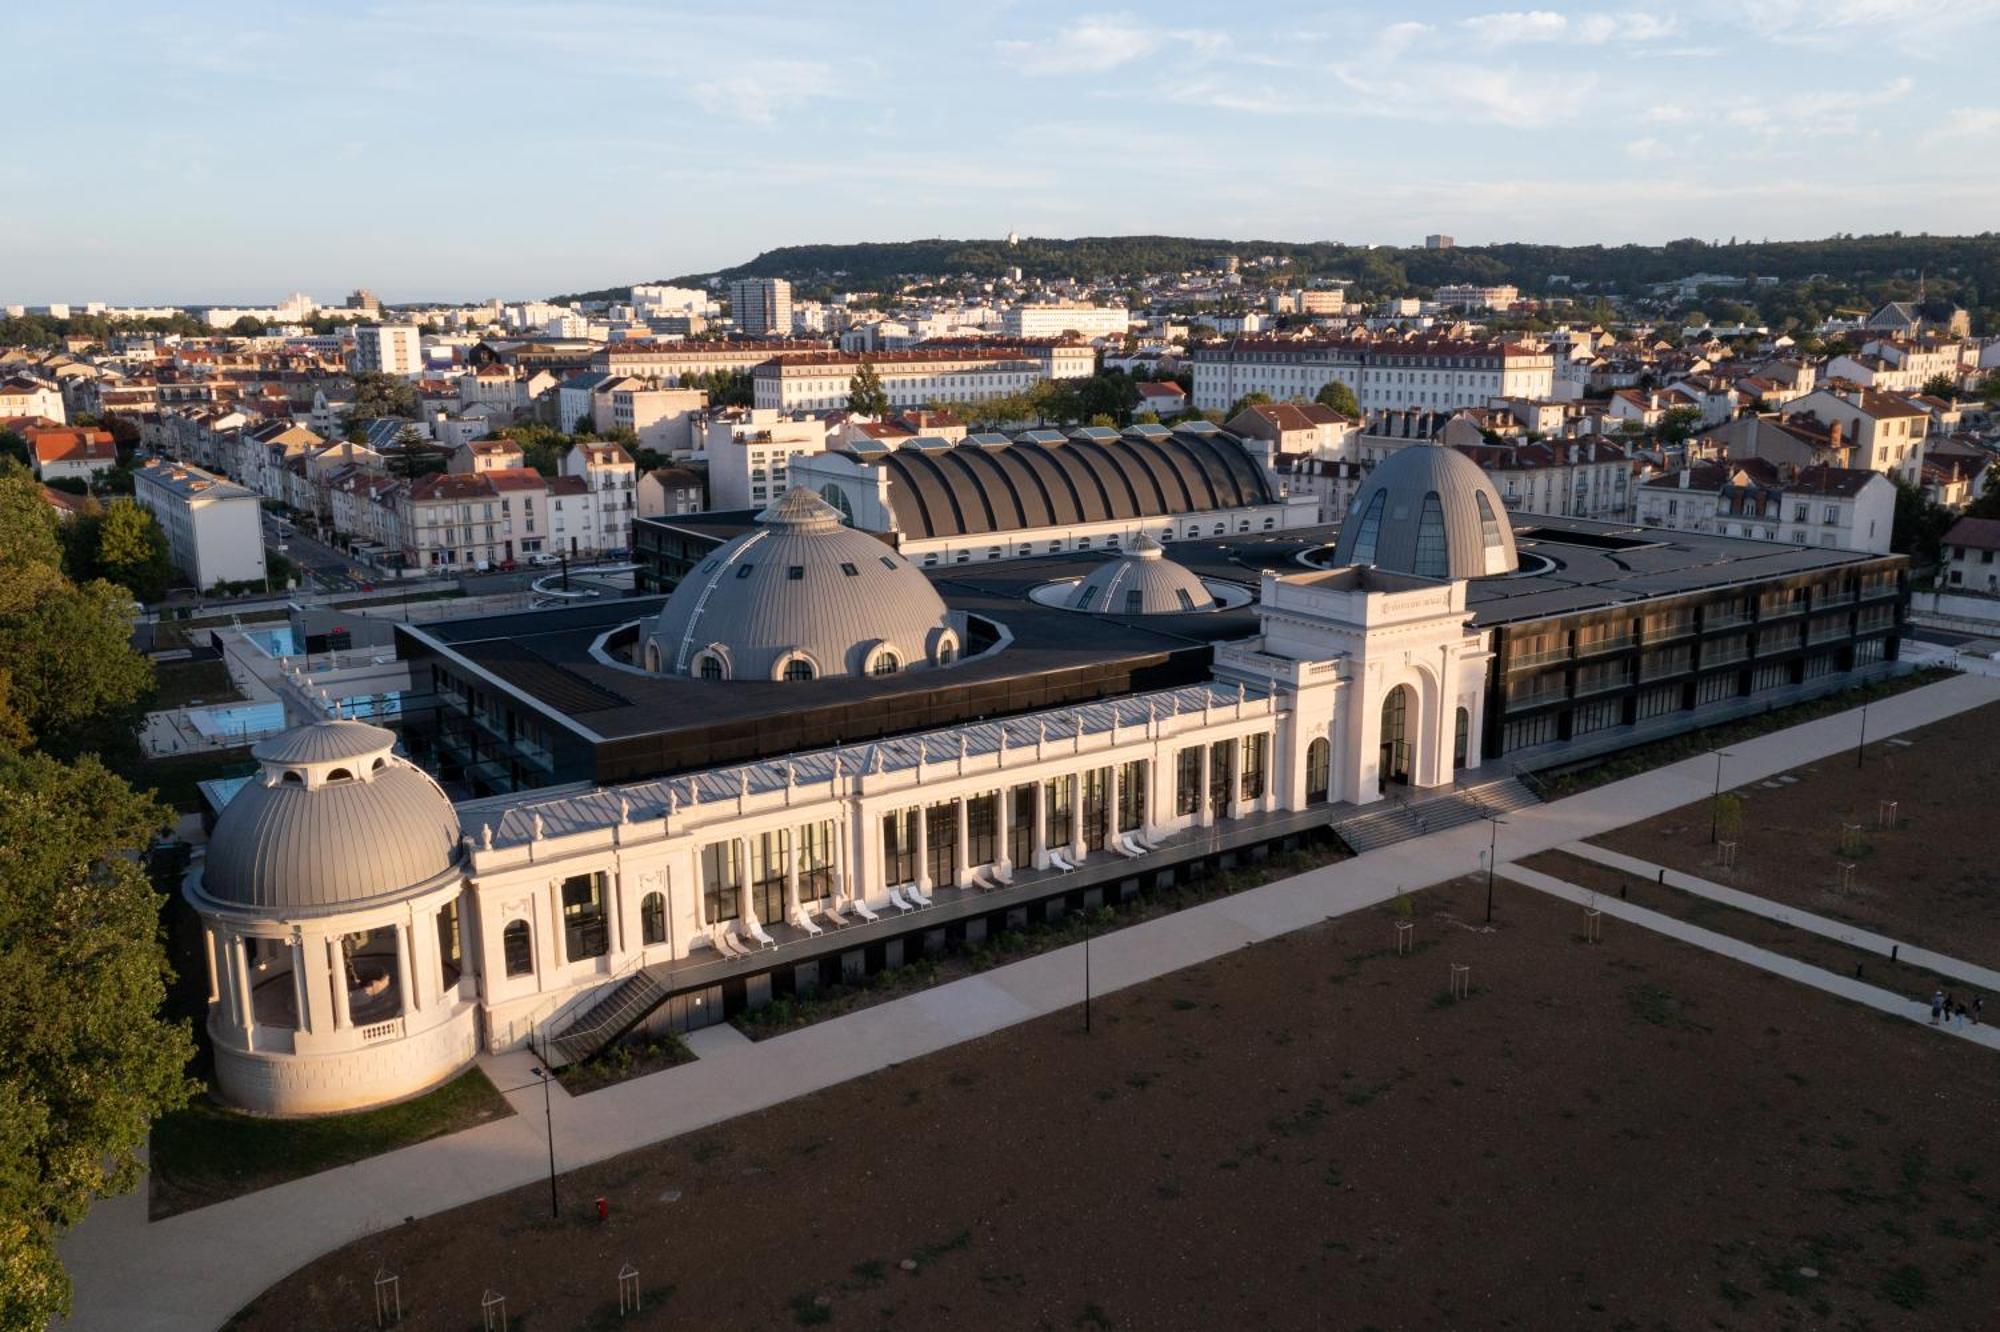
1068 774 1086 862
955 798 970 883
233 934 256 1050
1107 762 1122 849
735 838 752 926
784 831 802 924
1031 782 1049 867
329 936 352 1028
302 932 336 1034
1196 746 1213 828
834 816 853 905
394 924 415 1018
997 786 1014 874
914 806 931 894
290 937 312 1034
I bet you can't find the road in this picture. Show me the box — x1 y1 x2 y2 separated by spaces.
259 511 548 598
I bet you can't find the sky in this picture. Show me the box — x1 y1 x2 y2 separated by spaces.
3 0 1997 305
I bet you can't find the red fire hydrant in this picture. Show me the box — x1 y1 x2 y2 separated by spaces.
596 1196 609 1222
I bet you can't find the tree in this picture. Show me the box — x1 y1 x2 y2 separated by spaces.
1963 462 2000 521
1889 474 1954 566
228 315 266 337
0 429 26 468
386 425 444 480
92 501 175 603
1921 373 1960 402
0 747 194 1328
848 359 890 417
340 372 419 430
1226 391 1273 421
1657 406 1705 446
1314 381 1361 417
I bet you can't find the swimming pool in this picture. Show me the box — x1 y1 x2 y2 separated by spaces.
187 702 288 742
247 626 298 658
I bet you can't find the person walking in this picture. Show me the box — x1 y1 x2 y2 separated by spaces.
1974 996 1984 1026
1931 988 1944 1025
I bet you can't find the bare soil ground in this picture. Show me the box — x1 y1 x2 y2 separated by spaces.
235 876 2000 1331
1591 701 2000 968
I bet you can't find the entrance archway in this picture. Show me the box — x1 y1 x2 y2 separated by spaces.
1305 736 1330 803
1379 684 1413 792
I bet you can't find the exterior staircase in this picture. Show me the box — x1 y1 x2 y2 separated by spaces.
544 968 669 1068
1331 775 1541 855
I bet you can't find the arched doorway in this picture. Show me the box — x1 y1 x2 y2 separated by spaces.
1379 685 1413 792
1454 707 1470 771
1305 736 1330 803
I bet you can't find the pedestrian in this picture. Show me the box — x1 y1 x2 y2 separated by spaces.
1931 988 1944 1025
1975 996 1984 1027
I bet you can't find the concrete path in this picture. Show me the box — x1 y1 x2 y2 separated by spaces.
1498 861 2000 1051
1559 841 2000 993
58 670 2000 1331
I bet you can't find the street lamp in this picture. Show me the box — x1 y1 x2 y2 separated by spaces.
1855 699 1869 769
532 1030 559 1220
1484 815 1505 924
1709 750 1734 843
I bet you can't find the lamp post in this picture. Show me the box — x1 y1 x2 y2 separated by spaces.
1484 816 1505 924
1708 750 1733 843
1083 919 1092 1035
1855 699 1869 769
532 1030 559 1220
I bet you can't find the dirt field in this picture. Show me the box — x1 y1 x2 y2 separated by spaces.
235 875 2000 1331
1592 701 2000 967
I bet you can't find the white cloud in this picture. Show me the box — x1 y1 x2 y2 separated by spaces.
1461 10 1571 43
1625 136 1672 160
1648 103 1692 123
998 13 1226 76
1922 107 2000 143
689 61 832 125
1460 9 1677 45
1377 21 1432 59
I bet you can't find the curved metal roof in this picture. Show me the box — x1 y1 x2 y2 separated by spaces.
643 488 955 680
859 427 1276 540
1068 535 1218 614
1331 441 1519 579
251 719 396 766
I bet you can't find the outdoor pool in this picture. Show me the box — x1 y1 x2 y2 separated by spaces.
186 702 287 743
246 626 299 658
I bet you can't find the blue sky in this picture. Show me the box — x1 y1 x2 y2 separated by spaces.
3 0 1996 304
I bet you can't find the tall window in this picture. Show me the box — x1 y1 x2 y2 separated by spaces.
561 872 608 963
436 897 462 988
701 840 741 923
1208 740 1234 816
1176 747 1202 816
1305 736 1330 802
882 809 918 885
1081 768 1110 848
926 803 958 884
1045 775 1074 848
798 820 834 902
966 794 998 867
1008 783 1036 865
1117 759 1147 832
640 891 667 945
1412 492 1449 578
782 657 815 681
749 830 789 923
1454 707 1470 769
1239 734 1268 802
1347 490 1387 564
502 919 533 976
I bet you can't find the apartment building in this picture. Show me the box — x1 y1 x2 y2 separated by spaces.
601 383 707 453
0 375 66 423
1190 338 1554 415
1941 517 2000 593
28 425 117 483
728 277 793 337
353 324 422 378
1001 303 1131 340
701 407 829 510
1457 438 1635 522
133 460 268 590
562 442 637 554
1635 461 1894 554
1783 387 1929 484
636 465 707 518
752 344 1095 413
591 338 830 383
1430 284 1519 312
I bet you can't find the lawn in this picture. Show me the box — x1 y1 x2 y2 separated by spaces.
148 1068 512 1219
236 873 2000 1330
119 745 257 814
148 657 244 711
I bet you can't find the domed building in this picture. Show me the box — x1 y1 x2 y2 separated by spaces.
1066 534 1217 614
188 718 478 1115
640 488 962 681
1331 441 1518 579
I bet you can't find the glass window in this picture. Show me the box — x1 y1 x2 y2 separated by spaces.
966 793 997 867
697 653 724 680
1305 737 1330 801
1412 492 1449 578
502 919 533 976
1347 490 1387 564
1082 768 1110 848
782 658 815 681
1045 775 1074 848
926 802 958 884
1117 759 1147 832
1008 783 1036 866
882 809 918 885
561 872 608 963
436 897 462 988
1176 746 1202 815
750 830 788 923
640 892 667 945
701 840 741 923
1239 733 1268 801
798 820 834 902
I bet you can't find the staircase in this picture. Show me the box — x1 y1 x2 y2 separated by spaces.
1332 776 1541 855
544 968 669 1068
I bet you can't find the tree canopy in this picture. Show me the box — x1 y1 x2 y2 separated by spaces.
1314 381 1361 417
1226 392 1274 421
847 360 889 417
340 372 419 433
62 499 175 603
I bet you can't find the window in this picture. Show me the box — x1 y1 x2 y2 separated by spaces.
880 556 897 570
436 898 461 988
1412 492 1449 578
1074 585 1099 611
840 562 859 576
640 892 667 945
1239 734 1268 801
1124 589 1144 614
697 653 725 681
1305 737 1330 801
1117 759 1147 832
502 920 533 977
701 840 741 923
735 564 754 579
561 872 608 962
798 820 834 902
1454 708 1469 769
750 830 788 923
1347 490 1387 564
787 566 804 581
882 809 918 885
926 803 958 883
1009 783 1036 865
871 651 899 676
937 644 955 666
782 658 815 681
1044 775 1074 848
1209 739 1234 815
966 793 998 867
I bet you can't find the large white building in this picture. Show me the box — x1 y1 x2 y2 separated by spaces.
353 324 422 378
1635 461 1896 554
1190 338 1555 415
728 277 793 337
701 407 828 510
1002 304 1132 340
133 459 268 590
752 344 1095 413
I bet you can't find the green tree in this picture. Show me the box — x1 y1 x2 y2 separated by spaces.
0 747 195 1328
1657 406 1705 446
340 372 419 431
228 315 266 337
0 429 26 467
1920 372 1959 402
93 500 175 602
848 359 890 416
1963 462 2000 521
386 425 444 480
1314 381 1361 417
1889 474 1954 565
1226 391 1274 421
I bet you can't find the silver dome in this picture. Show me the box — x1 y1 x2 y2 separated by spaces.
642 488 957 681
1068 534 1216 614
1332 442 1518 579
203 719 461 915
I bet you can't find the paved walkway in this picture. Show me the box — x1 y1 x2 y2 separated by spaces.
1499 861 2000 1051
58 671 2000 1331
1559 841 2000 993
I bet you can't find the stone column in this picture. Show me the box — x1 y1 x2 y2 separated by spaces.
1107 762 1122 848
1031 782 1049 867
302 931 336 1034
784 831 802 923
290 935 311 1034
1068 774 1086 862
914 807 931 894
996 786 1014 874
955 797 970 882
329 936 352 1028
394 924 415 1018
233 934 257 1050
734 838 752 926
1196 745 1213 828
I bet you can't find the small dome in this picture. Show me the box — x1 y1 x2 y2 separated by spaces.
642 488 958 681
1068 535 1217 614
1332 442 1518 579
203 719 461 914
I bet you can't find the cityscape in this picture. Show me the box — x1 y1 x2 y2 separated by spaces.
4 2 2000 1329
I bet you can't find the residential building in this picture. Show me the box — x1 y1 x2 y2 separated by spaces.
28 425 117 483
1002 304 1132 340
1941 517 2000 593
1135 381 1189 417
563 441 637 553
603 384 707 453
637 465 707 518
1430 284 1518 312
591 338 830 383
0 375 65 423
1224 401 1356 459
133 459 268 590
1783 387 1928 483
1635 461 1894 554
751 344 1095 413
702 408 829 510
449 439 526 474
728 278 793 337
354 324 422 378
1457 438 1635 521
1190 338 1554 415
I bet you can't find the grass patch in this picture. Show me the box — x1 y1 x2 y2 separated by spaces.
148 1068 511 1218
148 657 244 710
1623 982 1710 1033
118 745 258 814
790 1291 832 1325
1877 1262 1930 1309
555 1032 695 1095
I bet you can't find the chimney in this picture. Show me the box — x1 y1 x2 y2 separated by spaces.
1679 469 1691 490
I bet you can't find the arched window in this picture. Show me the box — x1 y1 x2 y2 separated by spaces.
696 653 725 681
640 892 667 945
326 767 354 783
645 642 661 672
1348 490 1387 565
1412 492 1449 578
1474 490 1507 566
937 644 955 666
502 920 533 976
1454 706 1470 769
871 651 900 676
281 770 304 785
782 657 815 681
1305 736 1330 802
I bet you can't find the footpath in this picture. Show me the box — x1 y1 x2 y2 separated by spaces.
57 671 2000 1332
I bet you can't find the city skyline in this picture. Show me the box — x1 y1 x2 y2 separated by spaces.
5 0 1998 305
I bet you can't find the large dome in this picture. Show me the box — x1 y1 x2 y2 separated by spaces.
642 488 959 681
1068 534 1216 614
1331 442 1518 579
202 719 462 914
